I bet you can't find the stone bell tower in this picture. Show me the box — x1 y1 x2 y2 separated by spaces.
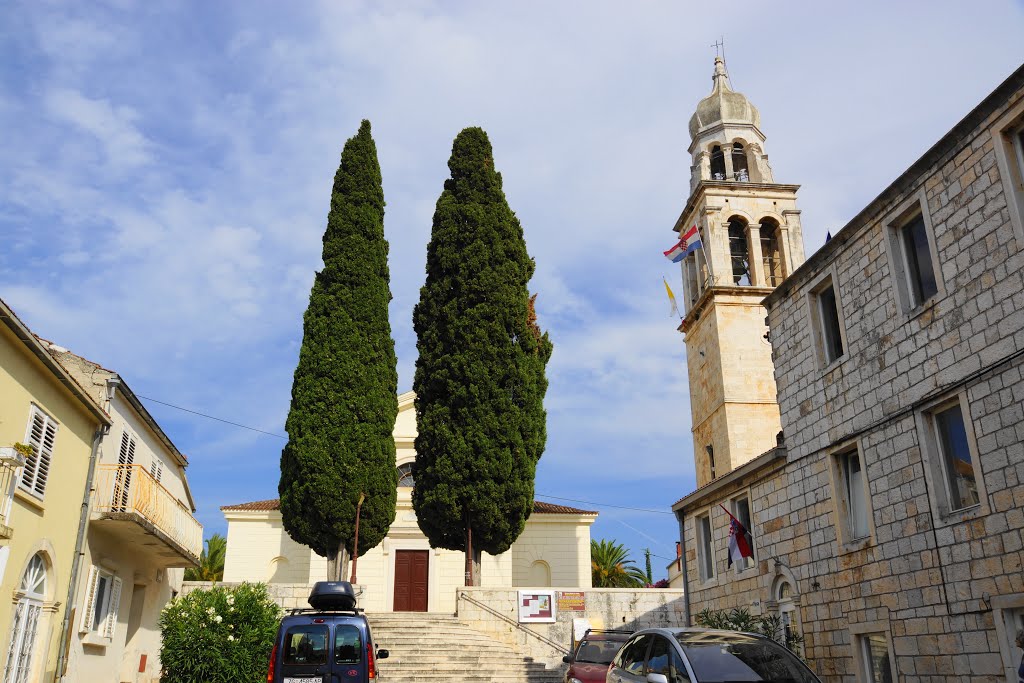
674 57 806 488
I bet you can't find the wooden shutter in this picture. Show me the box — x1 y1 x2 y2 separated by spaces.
21 407 58 497
80 566 99 632
150 459 163 484
104 577 122 638
118 431 136 465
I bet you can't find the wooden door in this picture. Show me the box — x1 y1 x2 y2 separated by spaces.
393 550 429 612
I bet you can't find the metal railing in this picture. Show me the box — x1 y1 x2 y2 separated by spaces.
457 592 569 656
92 464 202 559
0 448 25 529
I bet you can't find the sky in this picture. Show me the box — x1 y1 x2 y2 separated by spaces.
1 1 1022 579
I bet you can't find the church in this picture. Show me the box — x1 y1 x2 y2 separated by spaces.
221 391 597 613
671 56 1024 682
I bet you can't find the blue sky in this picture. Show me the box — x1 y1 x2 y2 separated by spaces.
2 1 1022 578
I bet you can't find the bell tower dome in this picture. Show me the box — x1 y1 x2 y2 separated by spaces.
672 57 806 487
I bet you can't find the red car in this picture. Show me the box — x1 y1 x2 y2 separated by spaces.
563 629 633 683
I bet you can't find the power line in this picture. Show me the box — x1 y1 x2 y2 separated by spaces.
535 494 674 515
136 395 287 440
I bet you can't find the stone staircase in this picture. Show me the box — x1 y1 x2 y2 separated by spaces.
367 612 564 683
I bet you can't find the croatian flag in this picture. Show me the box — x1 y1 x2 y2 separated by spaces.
720 504 753 567
663 225 702 263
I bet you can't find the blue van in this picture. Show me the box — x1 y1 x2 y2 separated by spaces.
267 581 389 683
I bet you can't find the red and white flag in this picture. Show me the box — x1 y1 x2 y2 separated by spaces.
720 504 753 566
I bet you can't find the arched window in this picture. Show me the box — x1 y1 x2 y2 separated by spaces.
710 146 726 180
396 463 414 488
773 577 801 654
728 218 751 285
732 143 749 181
759 219 784 286
4 553 48 683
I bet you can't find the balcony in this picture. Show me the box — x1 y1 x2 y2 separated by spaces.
91 464 202 567
0 447 26 538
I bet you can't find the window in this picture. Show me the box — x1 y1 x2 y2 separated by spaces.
283 624 328 665
857 633 894 683
732 143 749 181
774 580 802 653
833 445 872 546
613 634 652 677
113 430 137 511
728 218 752 285
710 146 726 180
706 445 716 480
990 103 1024 243
697 513 715 582
899 213 938 306
334 624 362 665
884 194 943 314
931 401 979 511
3 554 47 683
81 566 122 638
149 459 164 484
731 495 755 572
646 635 690 683
20 406 58 498
809 275 846 366
396 463 414 488
759 220 784 286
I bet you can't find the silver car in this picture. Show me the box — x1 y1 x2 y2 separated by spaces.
607 628 820 683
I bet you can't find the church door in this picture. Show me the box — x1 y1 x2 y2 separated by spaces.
393 550 428 612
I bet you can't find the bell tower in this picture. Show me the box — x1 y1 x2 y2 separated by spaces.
675 57 806 487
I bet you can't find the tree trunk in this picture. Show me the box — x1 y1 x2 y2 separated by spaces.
464 527 482 586
326 542 350 582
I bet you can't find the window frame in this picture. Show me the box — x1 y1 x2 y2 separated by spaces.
992 593 1024 683
828 441 875 552
20 405 59 499
883 191 943 315
730 493 756 575
990 98 1024 245
695 510 716 584
806 269 848 369
915 392 988 525
80 564 122 639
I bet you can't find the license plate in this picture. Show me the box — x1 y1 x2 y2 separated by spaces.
284 678 322 683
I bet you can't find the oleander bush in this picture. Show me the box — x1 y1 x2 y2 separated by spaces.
695 606 804 656
160 582 281 683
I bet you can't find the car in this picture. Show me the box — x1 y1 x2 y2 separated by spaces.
607 627 821 683
563 629 633 683
266 581 389 683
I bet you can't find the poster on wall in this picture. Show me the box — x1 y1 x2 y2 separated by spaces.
517 589 557 623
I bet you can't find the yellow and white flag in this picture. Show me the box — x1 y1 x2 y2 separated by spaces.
663 278 680 318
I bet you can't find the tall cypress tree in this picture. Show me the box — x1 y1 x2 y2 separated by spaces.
412 127 553 585
279 120 398 580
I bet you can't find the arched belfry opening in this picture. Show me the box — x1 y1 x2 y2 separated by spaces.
732 142 749 181
728 217 752 286
759 218 784 286
710 145 726 180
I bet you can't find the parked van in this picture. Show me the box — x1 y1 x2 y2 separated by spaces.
267 581 389 683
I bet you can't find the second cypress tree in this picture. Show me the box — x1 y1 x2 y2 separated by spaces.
279 120 398 580
412 127 553 585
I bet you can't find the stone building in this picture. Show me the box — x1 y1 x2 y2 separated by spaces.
221 391 597 614
672 58 1024 683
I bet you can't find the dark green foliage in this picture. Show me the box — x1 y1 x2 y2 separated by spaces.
412 127 552 560
695 607 805 655
279 120 398 562
184 533 226 581
591 539 647 588
159 583 281 683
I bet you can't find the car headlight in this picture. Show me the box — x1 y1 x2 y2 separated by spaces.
569 678 583 683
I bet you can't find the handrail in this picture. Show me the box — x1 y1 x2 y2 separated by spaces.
456 592 569 656
92 464 202 559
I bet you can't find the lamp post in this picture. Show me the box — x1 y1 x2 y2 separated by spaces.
350 492 365 584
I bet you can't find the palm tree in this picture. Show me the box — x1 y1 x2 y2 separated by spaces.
591 539 646 588
184 533 226 581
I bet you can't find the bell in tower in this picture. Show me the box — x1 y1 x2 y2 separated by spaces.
671 57 806 487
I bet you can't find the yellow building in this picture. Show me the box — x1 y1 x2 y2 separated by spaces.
0 299 111 683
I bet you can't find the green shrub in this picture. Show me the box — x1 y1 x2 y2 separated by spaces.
695 607 804 656
160 582 282 682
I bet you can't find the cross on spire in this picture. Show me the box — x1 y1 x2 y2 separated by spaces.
711 37 724 59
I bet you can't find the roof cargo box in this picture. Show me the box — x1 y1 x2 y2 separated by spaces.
308 581 357 611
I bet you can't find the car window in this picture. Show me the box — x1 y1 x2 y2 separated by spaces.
674 632 817 683
575 638 621 665
283 624 328 665
616 635 652 676
334 624 363 665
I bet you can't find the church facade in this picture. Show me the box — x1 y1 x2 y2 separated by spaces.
673 58 1024 682
222 391 596 613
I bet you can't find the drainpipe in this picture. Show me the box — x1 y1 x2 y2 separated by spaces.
674 507 691 627
54 418 108 682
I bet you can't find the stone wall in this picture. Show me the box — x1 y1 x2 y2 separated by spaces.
454 587 687 668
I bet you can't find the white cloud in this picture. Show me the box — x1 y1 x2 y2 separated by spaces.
44 88 153 169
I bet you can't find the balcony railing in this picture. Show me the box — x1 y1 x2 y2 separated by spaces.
0 448 26 534
92 464 202 563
